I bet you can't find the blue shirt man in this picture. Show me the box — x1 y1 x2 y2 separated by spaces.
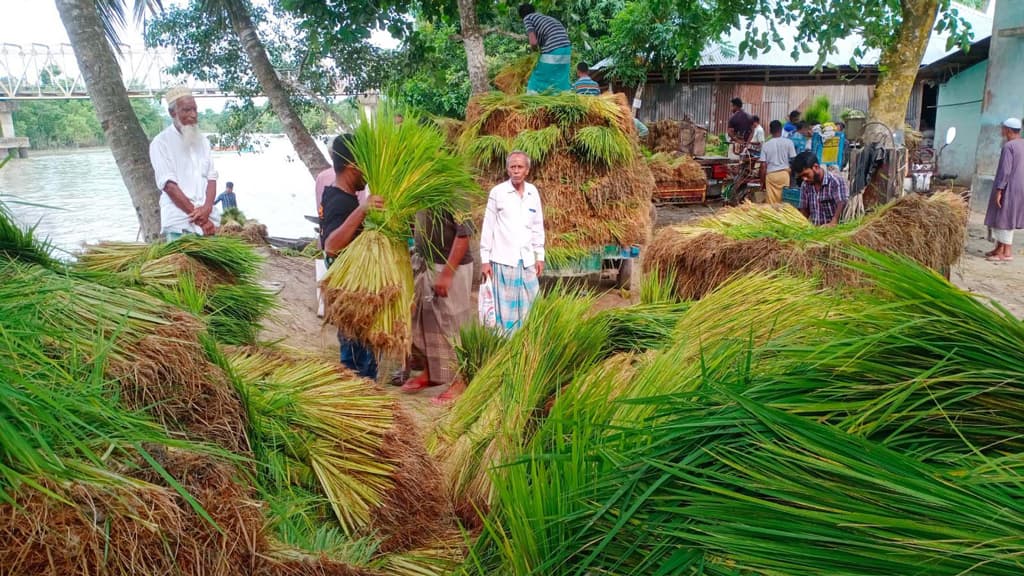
214 182 237 210
572 62 600 95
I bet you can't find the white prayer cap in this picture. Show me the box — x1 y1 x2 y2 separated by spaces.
1003 117 1022 131
164 85 193 107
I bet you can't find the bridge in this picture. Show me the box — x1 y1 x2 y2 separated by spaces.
0 42 223 156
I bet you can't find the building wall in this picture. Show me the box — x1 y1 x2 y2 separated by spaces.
933 60 988 186
972 0 1024 209
633 81 875 135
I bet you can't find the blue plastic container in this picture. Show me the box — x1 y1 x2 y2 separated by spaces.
782 187 801 208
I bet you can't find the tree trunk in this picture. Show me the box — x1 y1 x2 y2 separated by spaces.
55 0 162 241
866 0 941 131
226 1 329 179
457 0 490 94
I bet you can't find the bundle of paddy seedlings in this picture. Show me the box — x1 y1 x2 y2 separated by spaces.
75 236 275 345
453 323 508 385
321 105 479 355
459 91 655 259
492 52 538 94
466 252 1024 575
645 191 968 299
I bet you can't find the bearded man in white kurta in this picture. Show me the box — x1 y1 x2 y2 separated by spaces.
149 85 219 239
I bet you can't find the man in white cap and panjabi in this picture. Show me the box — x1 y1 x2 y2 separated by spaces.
149 85 219 239
984 117 1024 262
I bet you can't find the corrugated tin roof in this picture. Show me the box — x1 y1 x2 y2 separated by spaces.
594 1 994 72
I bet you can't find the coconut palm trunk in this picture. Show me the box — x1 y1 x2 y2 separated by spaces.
223 0 329 178
54 0 162 241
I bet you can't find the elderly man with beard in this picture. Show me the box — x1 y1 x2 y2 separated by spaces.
150 86 219 239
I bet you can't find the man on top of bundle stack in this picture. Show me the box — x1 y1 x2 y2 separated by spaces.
520 4 572 94
150 85 219 240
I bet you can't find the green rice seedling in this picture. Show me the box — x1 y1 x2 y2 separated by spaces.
431 291 610 512
465 135 511 170
573 126 635 167
454 323 507 384
596 301 691 354
639 265 680 304
76 241 159 273
323 103 480 355
741 249 1024 461
154 234 263 281
581 389 1024 575
0 201 57 267
492 52 537 94
227 349 395 536
543 245 592 270
206 283 278 345
510 126 561 166
220 207 247 225
803 95 832 125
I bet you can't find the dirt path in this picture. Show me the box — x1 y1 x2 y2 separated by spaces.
259 204 1024 430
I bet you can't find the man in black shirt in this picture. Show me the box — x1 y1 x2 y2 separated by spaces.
320 134 383 379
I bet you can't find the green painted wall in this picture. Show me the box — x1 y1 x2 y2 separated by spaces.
934 60 987 186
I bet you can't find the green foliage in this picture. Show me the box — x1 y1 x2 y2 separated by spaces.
802 95 832 125
465 135 511 170
12 98 164 149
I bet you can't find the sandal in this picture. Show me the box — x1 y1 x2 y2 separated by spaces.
986 254 1014 262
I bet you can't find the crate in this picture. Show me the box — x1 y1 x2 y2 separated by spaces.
782 187 801 208
655 186 706 205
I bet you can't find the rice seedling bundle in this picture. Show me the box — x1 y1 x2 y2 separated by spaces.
227 349 395 535
645 191 968 299
492 52 538 95
322 105 479 355
0 201 57 267
645 152 706 189
454 323 507 384
430 292 611 517
460 92 654 254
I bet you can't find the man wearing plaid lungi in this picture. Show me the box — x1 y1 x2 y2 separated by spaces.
480 151 546 334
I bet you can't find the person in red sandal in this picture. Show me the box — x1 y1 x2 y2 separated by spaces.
400 207 475 396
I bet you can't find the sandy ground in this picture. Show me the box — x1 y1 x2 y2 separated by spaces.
259 202 1024 425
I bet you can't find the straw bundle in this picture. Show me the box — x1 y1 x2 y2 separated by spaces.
644 192 967 299
321 106 479 355
493 53 537 95
461 92 654 256
646 119 682 153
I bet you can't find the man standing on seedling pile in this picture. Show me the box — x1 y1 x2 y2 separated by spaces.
320 134 384 379
792 150 847 227
520 4 572 94
984 117 1024 262
400 207 475 403
480 151 545 333
150 85 218 239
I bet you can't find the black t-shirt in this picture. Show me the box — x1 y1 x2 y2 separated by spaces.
319 185 360 259
729 110 753 140
414 209 474 267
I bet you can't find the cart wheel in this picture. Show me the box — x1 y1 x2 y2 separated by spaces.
616 259 633 290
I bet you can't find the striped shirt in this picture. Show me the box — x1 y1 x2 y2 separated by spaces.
523 13 570 53
799 171 849 226
573 77 600 95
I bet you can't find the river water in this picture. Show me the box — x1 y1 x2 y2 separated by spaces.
0 136 324 256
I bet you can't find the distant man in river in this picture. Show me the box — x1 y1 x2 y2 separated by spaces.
214 181 237 211
520 4 572 94
984 117 1024 262
150 85 218 239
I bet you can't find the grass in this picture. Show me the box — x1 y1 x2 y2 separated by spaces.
573 125 635 167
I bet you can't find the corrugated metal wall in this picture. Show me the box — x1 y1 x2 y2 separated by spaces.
630 81 876 134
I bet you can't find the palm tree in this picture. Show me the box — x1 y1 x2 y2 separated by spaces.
205 0 329 178
54 0 163 240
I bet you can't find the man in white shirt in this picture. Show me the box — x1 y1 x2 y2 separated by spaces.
480 150 545 333
750 115 765 156
760 120 798 204
149 85 219 239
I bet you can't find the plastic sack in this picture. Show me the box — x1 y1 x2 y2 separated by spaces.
478 278 497 328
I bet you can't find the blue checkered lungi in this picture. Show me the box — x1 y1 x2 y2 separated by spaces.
491 260 539 333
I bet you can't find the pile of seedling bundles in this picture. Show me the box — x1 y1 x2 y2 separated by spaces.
320 106 479 356
429 243 1024 575
645 191 968 299
458 91 656 268
0 205 461 575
